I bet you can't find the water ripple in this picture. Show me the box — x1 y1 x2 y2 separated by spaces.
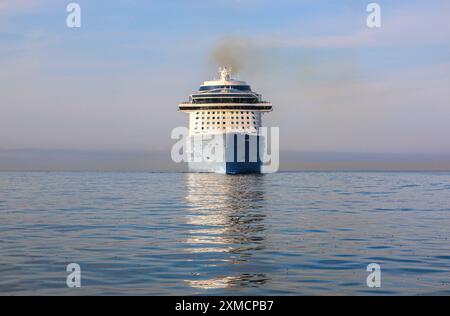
0 171 449 295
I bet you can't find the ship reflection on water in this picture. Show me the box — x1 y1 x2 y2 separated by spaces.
183 173 271 291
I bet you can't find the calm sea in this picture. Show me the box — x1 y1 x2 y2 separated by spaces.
1 172 449 295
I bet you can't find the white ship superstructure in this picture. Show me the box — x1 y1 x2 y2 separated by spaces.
179 67 273 174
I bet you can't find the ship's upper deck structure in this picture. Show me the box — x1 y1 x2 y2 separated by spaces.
179 67 272 135
179 67 272 111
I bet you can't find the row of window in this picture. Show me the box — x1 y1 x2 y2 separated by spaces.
193 98 258 104
195 111 255 115
195 121 256 125
194 126 257 131
196 116 255 120
198 85 251 91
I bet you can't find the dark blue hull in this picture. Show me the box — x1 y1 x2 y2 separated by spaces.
187 133 264 174
226 162 261 174
226 133 262 174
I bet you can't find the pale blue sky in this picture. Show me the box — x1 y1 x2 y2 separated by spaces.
1 0 449 154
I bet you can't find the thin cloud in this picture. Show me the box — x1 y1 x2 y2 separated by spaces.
0 0 55 14
255 4 450 49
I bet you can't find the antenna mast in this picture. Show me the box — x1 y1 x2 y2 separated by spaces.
219 67 232 81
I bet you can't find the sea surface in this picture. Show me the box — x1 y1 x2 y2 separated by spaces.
0 172 449 295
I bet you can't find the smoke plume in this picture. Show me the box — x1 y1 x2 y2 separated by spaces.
210 38 255 74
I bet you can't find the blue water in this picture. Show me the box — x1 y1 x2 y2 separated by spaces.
0 172 449 295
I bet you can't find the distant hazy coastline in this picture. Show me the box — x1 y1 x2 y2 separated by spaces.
1 149 450 172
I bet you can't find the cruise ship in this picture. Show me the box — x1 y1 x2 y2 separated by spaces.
179 67 273 174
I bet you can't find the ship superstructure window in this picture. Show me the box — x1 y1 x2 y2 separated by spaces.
192 97 258 104
198 85 251 91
